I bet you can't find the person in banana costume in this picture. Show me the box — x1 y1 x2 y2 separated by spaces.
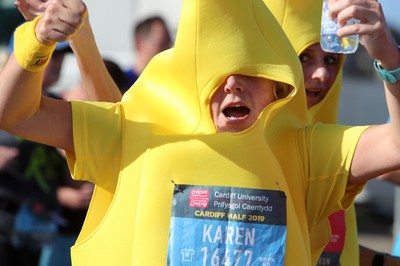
265 0 400 265
1 0 400 265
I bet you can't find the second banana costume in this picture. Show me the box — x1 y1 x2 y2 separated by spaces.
264 0 358 265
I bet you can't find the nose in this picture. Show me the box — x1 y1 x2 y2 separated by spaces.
223 75 245 94
311 64 330 83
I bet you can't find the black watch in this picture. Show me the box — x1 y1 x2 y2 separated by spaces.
372 252 389 266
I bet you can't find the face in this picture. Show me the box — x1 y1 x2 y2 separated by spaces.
211 75 276 133
299 43 341 109
142 21 172 62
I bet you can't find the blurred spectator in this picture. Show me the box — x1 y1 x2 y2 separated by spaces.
124 15 172 87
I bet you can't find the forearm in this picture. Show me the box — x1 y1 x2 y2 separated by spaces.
379 36 400 134
384 79 400 149
70 17 122 102
379 44 400 173
360 245 400 266
0 54 44 131
340 0 400 184
349 72 400 183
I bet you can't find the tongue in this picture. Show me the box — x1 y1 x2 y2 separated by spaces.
224 106 250 118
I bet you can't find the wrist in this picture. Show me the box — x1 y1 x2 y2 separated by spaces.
13 15 57 72
374 45 400 84
376 44 400 70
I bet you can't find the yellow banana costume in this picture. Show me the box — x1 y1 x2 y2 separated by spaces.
264 0 358 265
7 0 366 265
263 0 344 124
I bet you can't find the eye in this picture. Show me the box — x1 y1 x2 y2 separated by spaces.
299 53 309 63
324 55 339 65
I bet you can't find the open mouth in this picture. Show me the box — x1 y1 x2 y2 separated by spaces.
306 90 321 98
223 105 250 119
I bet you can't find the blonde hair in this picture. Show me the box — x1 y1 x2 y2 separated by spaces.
274 82 292 100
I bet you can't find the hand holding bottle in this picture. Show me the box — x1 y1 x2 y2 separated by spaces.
323 0 398 70
320 0 360 54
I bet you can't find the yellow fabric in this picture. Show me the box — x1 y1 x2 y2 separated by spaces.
264 0 358 265
60 0 366 265
341 205 359 265
13 16 56 72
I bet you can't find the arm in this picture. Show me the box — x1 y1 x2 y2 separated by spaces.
359 245 400 266
379 170 400 184
15 0 123 102
0 0 87 152
327 0 400 184
57 182 94 209
0 55 73 151
0 146 19 172
70 18 123 102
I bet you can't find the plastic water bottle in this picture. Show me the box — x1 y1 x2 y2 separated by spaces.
320 0 360 54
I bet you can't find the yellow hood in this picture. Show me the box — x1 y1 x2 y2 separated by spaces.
122 0 309 133
264 0 345 124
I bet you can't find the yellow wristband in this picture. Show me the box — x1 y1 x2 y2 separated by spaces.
13 16 57 72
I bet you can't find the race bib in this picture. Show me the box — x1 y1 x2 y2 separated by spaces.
168 185 287 265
